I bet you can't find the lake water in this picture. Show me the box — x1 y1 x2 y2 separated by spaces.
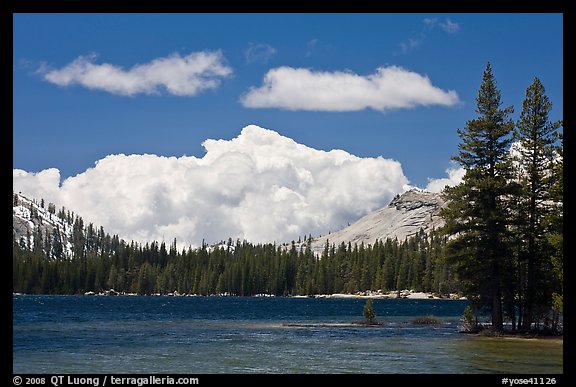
12 295 563 374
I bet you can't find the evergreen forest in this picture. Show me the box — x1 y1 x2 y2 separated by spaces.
13 224 455 298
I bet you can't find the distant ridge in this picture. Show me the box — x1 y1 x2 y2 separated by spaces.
13 192 77 257
309 189 446 254
13 189 446 258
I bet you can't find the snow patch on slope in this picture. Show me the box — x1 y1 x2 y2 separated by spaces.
13 193 74 257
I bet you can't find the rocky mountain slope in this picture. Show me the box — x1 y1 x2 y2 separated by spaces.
14 189 446 259
309 189 446 254
13 192 73 256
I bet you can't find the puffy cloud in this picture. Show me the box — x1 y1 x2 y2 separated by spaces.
425 165 465 193
244 43 276 64
240 66 460 111
41 51 233 96
13 168 62 203
13 125 408 247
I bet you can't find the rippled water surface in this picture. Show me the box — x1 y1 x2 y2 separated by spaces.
13 295 562 373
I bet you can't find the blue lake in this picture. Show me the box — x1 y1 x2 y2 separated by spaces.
12 295 562 374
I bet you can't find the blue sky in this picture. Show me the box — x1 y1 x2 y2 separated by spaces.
14 13 563 187
12 13 564 245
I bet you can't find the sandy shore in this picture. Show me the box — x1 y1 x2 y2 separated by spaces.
308 291 466 300
77 289 466 299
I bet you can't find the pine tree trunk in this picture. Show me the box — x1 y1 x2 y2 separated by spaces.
491 263 503 331
522 194 537 331
522 256 535 330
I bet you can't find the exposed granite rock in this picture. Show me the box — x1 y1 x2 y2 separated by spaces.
310 189 445 254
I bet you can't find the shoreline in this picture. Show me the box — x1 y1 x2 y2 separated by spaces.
14 290 467 300
303 290 467 300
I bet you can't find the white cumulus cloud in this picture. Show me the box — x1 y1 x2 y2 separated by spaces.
240 66 460 111
13 168 62 200
41 51 233 96
425 165 466 193
13 125 409 247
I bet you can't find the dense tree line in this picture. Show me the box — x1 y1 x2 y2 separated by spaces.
442 63 563 332
13 224 457 297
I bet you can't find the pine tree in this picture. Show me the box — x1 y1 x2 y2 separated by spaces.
514 77 563 330
547 133 563 326
363 298 376 324
441 63 516 331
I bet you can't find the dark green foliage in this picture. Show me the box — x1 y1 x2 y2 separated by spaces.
442 65 563 333
513 77 563 330
12 222 455 296
363 298 376 323
14 190 456 296
442 63 517 331
461 305 479 333
548 133 563 322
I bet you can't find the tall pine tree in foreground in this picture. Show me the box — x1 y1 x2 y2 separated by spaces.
441 63 516 331
547 132 563 327
513 77 563 330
